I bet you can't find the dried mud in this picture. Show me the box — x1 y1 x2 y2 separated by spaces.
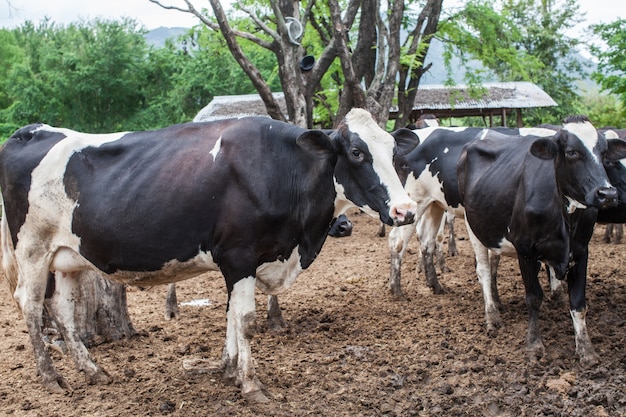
1 209 625 416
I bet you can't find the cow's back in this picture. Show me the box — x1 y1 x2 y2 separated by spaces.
0 119 337 278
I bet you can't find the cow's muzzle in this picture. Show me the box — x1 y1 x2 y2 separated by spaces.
596 186 618 208
391 202 417 226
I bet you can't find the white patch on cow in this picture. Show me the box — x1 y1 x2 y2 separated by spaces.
404 164 444 209
223 276 256 378
443 147 450 154
563 120 600 163
490 236 517 256
210 136 222 161
50 247 92 272
255 246 303 295
105 249 219 286
603 129 619 139
344 109 417 220
15 127 129 289
477 129 490 140
565 196 587 213
570 309 588 345
412 126 469 143
518 127 557 137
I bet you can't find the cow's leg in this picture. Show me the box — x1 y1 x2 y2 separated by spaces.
464 219 501 335
445 211 459 257
488 251 501 306
13 262 71 393
164 283 179 320
435 214 449 273
388 223 416 300
222 276 267 402
615 224 623 243
47 271 111 385
418 204 446 294
603 224 613 243
377 222 386 237
266 295 286 331
567 252 599 366
547 266 568 306
417 215 447 274
518 258 545 363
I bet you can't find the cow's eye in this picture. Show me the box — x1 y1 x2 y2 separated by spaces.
565 150 579 160
351 148 364 161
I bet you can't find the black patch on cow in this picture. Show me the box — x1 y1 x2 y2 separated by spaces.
62 119 337 277
0 125 67 245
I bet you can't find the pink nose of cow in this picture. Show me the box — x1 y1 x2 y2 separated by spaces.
391 202 417 226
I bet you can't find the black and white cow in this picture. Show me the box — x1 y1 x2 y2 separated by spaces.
457 116 626 365
0 109 418 402
387 125 555 299
599 128 626 242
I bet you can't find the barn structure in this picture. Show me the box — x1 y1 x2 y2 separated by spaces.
194 82 557 128
392 81 558 127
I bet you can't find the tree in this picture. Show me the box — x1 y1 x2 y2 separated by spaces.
437 0 585 125
149 0 443 128
4 19 151 132
590 19 626 121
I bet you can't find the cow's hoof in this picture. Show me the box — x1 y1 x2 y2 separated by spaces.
267 317 287 332
389 290 408 302
526 342 545 363
42 373 72 394
430 284 446 295
244 389 270 403
87 368 112 385
486 325 499 338
579 353 600 368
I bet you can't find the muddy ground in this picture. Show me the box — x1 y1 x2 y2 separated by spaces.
1 209 625 416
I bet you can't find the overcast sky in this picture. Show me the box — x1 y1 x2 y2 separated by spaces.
0 0 622 40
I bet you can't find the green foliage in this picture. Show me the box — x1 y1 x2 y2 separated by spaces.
581 87 626 128
0 19 281 133
439 0 585 125
2 19 150 132
590 19 626 118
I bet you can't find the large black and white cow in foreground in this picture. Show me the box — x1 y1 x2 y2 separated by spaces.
457 116 626 365
0 109 418 402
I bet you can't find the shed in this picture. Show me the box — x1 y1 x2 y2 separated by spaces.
194 82 557 128
392 81 557 127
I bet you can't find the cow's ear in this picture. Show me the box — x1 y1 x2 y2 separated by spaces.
390 128 420 156
607 138 626 161
296 130 337 156
530 137 558 160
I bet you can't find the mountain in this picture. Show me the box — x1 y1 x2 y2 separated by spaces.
145 27 188 48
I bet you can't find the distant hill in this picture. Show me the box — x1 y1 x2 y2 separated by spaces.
145 27 188 47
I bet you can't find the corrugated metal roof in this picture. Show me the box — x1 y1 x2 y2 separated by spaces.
193 82 557 123
408 81 557 111
193 93 286 122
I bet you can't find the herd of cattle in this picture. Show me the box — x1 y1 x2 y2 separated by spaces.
0 108 625 403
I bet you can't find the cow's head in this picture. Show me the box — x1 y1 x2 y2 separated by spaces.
530 115 626 209
329 108 418 226
604 138 626 205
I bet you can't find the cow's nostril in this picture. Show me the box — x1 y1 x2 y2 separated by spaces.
598 187 618 207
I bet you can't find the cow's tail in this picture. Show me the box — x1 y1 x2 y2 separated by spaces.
1 201 20 308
